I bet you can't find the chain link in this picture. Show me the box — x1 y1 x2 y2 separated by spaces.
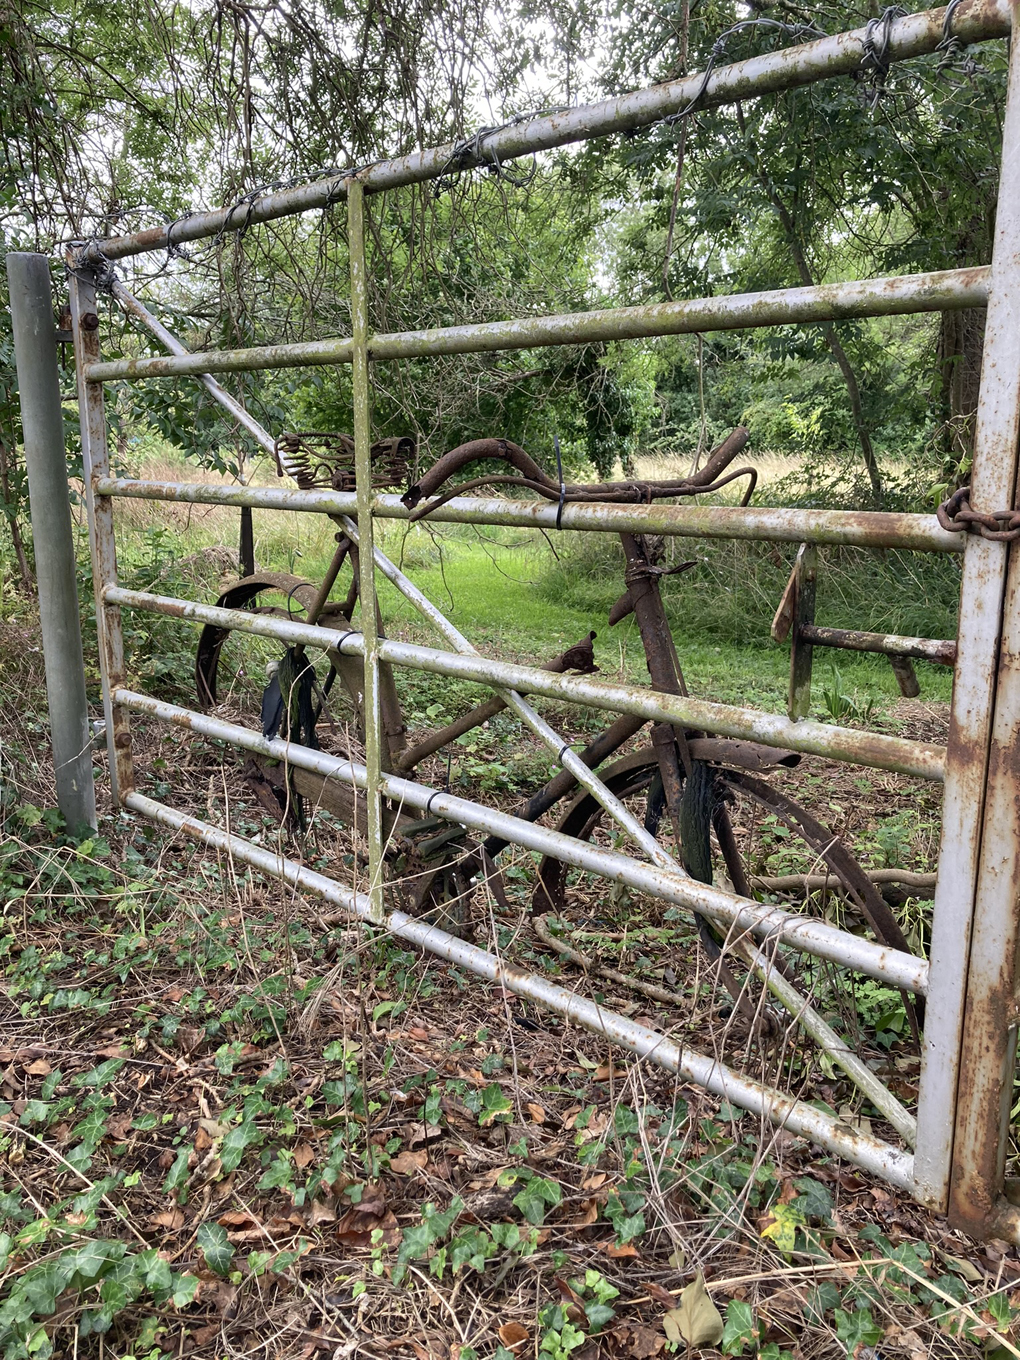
937 486 1020 543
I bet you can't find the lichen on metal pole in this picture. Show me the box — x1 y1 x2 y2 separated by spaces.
6 253 96 832
95 476 965 552
347 179 385 925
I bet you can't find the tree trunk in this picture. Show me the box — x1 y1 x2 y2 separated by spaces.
937 306 985 476
0 439 33 590
766 193 885 506
733 109 885 505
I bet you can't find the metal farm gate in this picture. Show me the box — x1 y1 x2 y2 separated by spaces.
14 0 1020 1242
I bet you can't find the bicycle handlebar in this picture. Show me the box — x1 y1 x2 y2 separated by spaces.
401 427 753 520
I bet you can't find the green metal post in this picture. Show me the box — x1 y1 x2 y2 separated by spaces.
347 179 385 924
7 253 96 832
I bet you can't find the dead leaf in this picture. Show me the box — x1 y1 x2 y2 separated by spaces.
571 1199 599 1228
667 1248 686 1273
217 1210 259 1228
391 1149 428 1175
662 1273 723 1348
555 1277 586 1309
606 1324 664 1359
193 1125 213 1152
152 1207 186 1231
336 1206 401 1248
603 1240 640 1259
526 1103 546 1124
406 1121 443 1148
582 1171 607 1190
305 1199 336 1229
939 1249 984 1283
594 1062 628 1081
24 1059 51 1076
644 1282 676 1308
191 1324 221 1346
293 1141 316 1168
497 1323 529 1354
105 1113 133 1141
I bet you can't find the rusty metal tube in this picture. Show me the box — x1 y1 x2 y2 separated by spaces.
798 625 956 664
95 478 964 553
67 270 134 805
88 1 1009 263
916 2 1020 1219
103 585 946 781
85 268 989 383
114 687 927 992
121 789 917 1187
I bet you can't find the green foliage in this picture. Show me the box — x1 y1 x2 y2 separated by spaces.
0 1232 196 1359
820 665 876 725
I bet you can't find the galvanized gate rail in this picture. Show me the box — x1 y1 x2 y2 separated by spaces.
56 0 1020 1240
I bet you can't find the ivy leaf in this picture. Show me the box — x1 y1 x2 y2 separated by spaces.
720 1299 757 1355
171 1273 199 1308
398 1222 435 1262
196 1222 234 1277
662 1273 724 1348
478 1084 513 1126
833 1307 882 1354
220 1117 261 1173
162 1147 190 1197
759 1202 804 1255
513 1177 561 1226
583 1301 616 1333
792 1177 833 1222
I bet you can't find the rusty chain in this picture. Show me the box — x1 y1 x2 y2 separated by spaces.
937 485 1020 543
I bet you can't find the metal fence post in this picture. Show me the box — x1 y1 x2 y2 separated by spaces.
6 252 97 832
66 266 134 805
915 0 1020 1217
347 178 385 924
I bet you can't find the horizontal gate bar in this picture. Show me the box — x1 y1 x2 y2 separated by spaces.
104 585 946 780
123 789 917 1187
88 2 1009 263
86 268 988 383
799 625 957 664
116 688 928 992
96 479 964 553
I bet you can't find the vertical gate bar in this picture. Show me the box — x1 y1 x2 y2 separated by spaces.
67 268 134 805
6 253 96 832
914 2 1020 1213
347 178 385 925
788 543 817 720
949 550 1020 1235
